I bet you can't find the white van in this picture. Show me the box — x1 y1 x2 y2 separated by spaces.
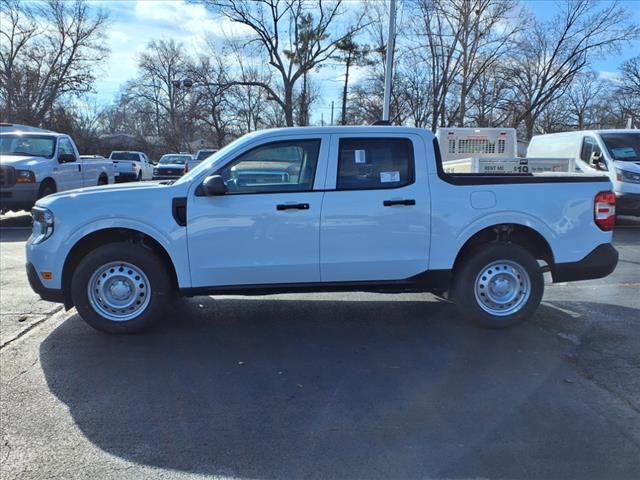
528 130 640 216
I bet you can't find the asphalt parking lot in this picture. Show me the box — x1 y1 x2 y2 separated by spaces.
1 213 639 479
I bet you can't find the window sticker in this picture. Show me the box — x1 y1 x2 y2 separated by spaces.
380 171 400 183
611 147 637 159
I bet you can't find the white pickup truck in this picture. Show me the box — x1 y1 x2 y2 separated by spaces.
0 130 114 213
26 126 618 334
109 151 154 182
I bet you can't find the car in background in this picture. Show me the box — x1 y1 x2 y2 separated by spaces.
1 131 114 212
153 153 192 180
528 129 640 216
80 155 117 183
109 151 154 182
190 148 218 170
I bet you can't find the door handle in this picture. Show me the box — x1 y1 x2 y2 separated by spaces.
276 203 309 211
383 199 415 207
78 164 82 172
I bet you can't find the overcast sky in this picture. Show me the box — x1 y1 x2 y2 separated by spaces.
91 0 640 121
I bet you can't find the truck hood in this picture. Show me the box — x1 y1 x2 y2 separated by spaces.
614 160 640 173
35 180 171 209
0 154 47 168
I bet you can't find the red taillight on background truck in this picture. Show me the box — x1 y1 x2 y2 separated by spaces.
594 191 616 231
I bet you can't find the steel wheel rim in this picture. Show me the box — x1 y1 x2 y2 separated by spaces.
474 259 530 316
88 261 151 322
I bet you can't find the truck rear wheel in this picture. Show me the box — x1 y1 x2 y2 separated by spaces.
71 242 173 334
453 243 544 329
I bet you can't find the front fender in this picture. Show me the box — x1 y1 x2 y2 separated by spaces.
61 217 190 288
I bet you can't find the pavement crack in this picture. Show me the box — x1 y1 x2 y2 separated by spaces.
0 305 63 350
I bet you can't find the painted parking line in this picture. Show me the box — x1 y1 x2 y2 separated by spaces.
541 302 582 318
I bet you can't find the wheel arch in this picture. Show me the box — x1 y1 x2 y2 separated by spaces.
61 227 180 308
452 223 555 275
39 177 57 193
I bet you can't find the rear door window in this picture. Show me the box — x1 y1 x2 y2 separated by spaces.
336 138 414 190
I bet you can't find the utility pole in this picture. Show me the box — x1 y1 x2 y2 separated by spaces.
330 101 335 125
382 0 396 122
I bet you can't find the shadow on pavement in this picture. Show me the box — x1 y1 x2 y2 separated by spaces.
39 297 640 479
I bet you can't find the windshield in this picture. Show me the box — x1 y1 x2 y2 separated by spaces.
110 152 139 160
196 150 216 161
0 134 56 158
601 133 640 162
174 138 245 185
159 155 189 165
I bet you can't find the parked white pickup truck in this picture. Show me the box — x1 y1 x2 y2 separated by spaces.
0 130 114 212
26 126 618 334
109 151 154 182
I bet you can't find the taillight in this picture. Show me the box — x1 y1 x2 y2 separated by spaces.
594 191 616 231
184 164 189 173
131 163 138 171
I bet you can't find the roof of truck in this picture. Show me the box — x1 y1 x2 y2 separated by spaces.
243 125 435 139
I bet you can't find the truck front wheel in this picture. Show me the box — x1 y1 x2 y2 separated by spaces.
453 243 544 329
71 242 173 334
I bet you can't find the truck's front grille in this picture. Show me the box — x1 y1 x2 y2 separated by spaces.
0 166 16 187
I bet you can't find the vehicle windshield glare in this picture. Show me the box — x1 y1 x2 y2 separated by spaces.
159 155 189 165
110 152 139 161
0 134 56 158
601 133 640 162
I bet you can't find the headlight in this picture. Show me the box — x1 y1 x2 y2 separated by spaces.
15 169 36 183
615 168 640 184
30 207 54 244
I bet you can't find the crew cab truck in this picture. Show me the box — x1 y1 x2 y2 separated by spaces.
528 129 640 216
1 130 114 213
26 126 618 334
109 151 154 182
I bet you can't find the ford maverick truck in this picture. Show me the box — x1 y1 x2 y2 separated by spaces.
25 127 618 333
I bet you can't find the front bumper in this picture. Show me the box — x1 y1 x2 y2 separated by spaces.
616 192 640 216
26 262 65 303
0 182 40 211
552 243 618 283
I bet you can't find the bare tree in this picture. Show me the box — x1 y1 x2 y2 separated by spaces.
618 55 640 97
508 0 640 139
134 39 192 151
407 0 520 130
0 0 109 125
201 0 365 126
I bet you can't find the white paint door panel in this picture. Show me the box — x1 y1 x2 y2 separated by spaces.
187 193 323 286
320 134 431 282
187 135 329 287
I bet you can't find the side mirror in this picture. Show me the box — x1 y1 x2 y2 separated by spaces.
202 175 227 196
59 153 76 163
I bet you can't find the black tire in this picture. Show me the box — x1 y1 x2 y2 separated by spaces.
37 181 56 199
137 172 143 181
71 242 174 334
452 243 544 329
97 175 108 185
